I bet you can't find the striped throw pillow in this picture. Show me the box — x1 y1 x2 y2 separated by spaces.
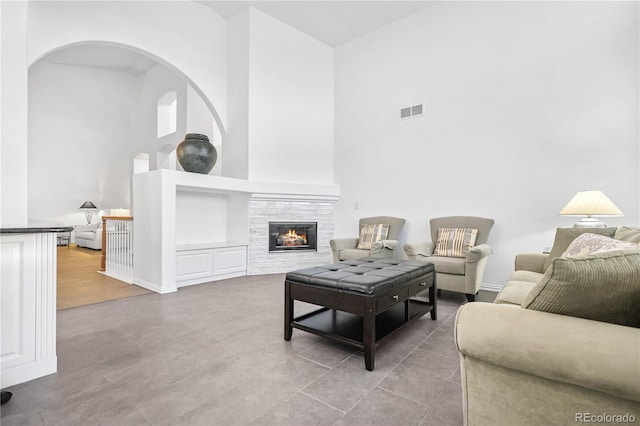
357 223 389 250
433 228 478 258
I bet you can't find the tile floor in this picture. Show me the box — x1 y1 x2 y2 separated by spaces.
1 274 495 426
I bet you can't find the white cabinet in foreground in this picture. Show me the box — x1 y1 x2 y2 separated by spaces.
176 243 247 287
1 232 57 387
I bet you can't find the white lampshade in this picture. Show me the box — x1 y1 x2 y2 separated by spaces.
110 208 131 217
559 190 623 227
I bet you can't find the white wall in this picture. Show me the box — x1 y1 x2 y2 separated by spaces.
247 9 334 184
28 62 136 225
0 2 28 227
225 8 251 180
334 1 639 286
27 1 227 129
224 8 334 184
129 63 187 173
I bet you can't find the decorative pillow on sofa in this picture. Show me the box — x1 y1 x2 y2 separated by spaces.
522 249 640 328
543 227 617 271
615 226 640 244
433 228 478 258
562 233 638 258
357 223 389 250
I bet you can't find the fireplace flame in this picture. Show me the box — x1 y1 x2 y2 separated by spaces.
286 229 306 239
277 229 308 246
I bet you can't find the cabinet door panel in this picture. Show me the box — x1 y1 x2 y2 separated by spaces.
213 247 247 275
1 236 36 370
176 249 214 281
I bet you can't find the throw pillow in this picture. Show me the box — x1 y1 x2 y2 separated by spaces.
562 233 638 258
543 227 617 271
614 226 640 244
522 249 640 328
433 228 478 258
357 223 389 250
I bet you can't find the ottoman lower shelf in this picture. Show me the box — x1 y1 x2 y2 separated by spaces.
291 299 434 349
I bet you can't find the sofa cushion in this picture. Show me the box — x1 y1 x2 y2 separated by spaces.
522 249 640 327
419 256 465 275
543 227 616 271
509 270 545 284
494 270 543 305
433 228 477 258
562 233 638 258
494 280 539 305
615 226 640 244
357 223 389 250
75 231 97 240
75 223 99 232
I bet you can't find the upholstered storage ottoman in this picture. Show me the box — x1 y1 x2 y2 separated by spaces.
284 258 436 371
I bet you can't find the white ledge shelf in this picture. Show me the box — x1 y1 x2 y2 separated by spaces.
164 169 339 199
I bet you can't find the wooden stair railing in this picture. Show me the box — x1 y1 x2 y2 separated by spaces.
100 216 133 272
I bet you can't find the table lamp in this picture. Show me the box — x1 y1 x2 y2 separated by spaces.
79 201 98 225
559 190 623 228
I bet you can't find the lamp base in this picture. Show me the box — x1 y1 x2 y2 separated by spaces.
85 211 93 225
573 217 606 228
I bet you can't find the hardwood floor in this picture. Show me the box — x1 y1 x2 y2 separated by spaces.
57 245 150 310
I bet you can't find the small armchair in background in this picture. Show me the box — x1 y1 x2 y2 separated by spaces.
330 216 406 262
404 216 494 301
74 222 103 250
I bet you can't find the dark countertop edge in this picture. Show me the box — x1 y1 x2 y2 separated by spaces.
1 227 74 234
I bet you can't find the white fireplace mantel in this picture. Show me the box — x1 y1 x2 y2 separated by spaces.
132 169 340 294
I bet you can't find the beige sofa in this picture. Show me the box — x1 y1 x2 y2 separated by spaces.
455 226 640 425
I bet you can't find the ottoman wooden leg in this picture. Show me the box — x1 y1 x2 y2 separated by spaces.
363 303 376 371
429 280 437 320
284 281 293 341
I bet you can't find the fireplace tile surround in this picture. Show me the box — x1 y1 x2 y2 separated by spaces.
249 197 335 274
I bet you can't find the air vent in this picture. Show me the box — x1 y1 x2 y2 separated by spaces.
399 103 424 120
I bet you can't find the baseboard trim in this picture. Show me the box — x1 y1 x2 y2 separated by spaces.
133 277 177 294
1 357 57 388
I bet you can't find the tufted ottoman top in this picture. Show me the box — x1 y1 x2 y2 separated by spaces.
285 258 434 295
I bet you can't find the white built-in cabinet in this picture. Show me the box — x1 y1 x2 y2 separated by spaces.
176 243 247 287
1 232 58 387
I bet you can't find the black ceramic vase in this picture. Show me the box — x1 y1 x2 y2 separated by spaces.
177 133 217 174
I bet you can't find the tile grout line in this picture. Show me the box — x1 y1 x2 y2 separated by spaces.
298 389 347 415
330 310 458 424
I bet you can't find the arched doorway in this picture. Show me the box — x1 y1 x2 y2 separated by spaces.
28 42 222 309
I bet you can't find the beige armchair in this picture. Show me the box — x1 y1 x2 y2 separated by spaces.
404 216 494 301
330 216 405 262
